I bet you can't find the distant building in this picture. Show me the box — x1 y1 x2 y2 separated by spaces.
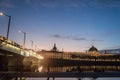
99 49 120 54
88 45 98 52
37 44 120 72
88 45 99 56
51 43 60 52
37 44 119 61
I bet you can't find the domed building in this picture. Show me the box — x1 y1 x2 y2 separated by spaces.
89 45 98 52
88 45 99 56
51 43 58 52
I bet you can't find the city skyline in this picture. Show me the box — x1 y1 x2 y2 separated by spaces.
0 0 120 52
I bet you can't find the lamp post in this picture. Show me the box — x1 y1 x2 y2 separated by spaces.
19 30 27 48
31 40 33 50
0 12 11 39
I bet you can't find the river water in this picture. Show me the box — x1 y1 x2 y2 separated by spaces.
25 65 120 80
26 78 120 80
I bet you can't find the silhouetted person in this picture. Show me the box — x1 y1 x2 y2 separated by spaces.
47 65 50 73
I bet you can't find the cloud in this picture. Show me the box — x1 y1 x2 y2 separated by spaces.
106 45 120 49
1 0 120 9
51 34 70 39
25 0 120 9
92 39 103 42
73 37 86 41
51 34 86 41
90 0 120 8
25 0 58 8
102 30 120 38
39 0 58 8
0 0 15 8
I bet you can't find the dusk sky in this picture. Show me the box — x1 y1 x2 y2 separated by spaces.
0 0 120 52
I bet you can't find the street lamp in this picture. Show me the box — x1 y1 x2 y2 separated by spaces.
31 40 33 50
0 12 11 39
19 30 27 48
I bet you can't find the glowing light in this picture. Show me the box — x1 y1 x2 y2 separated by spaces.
0 12 3 16
25 51 30 56
21 51 25 55
38 55 44 59
38 66 43 72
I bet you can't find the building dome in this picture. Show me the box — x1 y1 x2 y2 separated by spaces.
51 43 58 52
89 45 98 52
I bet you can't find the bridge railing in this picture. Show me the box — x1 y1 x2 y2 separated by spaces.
0 36 44 59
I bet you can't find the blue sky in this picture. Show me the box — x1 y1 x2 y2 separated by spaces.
0 0 120 52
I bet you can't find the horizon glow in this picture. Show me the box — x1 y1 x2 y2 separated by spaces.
0 0 120 52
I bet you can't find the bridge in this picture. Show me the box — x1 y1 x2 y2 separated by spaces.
0 36 43 72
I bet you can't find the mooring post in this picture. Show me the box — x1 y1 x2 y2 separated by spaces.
47 77 49 80
53 77 55 80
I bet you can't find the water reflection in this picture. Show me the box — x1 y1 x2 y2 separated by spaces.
26 78 120 80
40 65 120 72
77 78 97 80
38 66 43 72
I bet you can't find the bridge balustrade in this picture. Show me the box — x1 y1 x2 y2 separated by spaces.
0 36 40 58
